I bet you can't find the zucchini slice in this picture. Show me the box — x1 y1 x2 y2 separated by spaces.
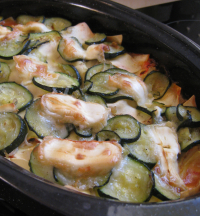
73 126 92 138
85 33 106 45
29 144 56 182
178 127 200 152
25 99 69 139
0 62 10 82
54 167 110 189
58 37 85 62
137 101 166 116
0 34 30 59
58 64 81 85
153 173 180 200
85 94 107 107
98 155 154 202
185 106 200 127
81 80 93 94
89 72 119 96
28 31 61 48
165 106 191 130
144 71 171 100
103 42 125 59
103 115 141 144
44 17 72 31
96 130 121 143
16 15 45 24
103 90 133 103
0 112 27 155
105 68 135 77
0 82 33 112
124 125 157 168
32 72 79 93
85 63 115 81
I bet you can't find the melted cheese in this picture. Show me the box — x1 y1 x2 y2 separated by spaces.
41 93 111 132
108 73 152 106
14 22 51 33
147 123 186 189
37 136 122 177
61 22 94 44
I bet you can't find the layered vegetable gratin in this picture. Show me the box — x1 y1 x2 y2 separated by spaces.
0 15 200 203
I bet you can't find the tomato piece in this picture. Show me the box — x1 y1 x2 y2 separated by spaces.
179 145 200 188
0 17 17 26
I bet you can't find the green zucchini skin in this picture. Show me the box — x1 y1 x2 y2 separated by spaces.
25 99 69 139
153 173 180 201
57 37 85 62
0 112 27 156
103 115 141 144
0 82 33 113
98 155 154 202
29 144 56 183
0 62 11 83
178 127 200 152
44 17 72 31
88 72 119 97
144 71 171 100
85 63 115 81
53 167 111 189
85 94 107 107
103 42 125 59
16 15 45 24
96 130 121 143
32 72 80 94
85 33 106 45
59 64 82 85
73 125 92 138
0 37 30 60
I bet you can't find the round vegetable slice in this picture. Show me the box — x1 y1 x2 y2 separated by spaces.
25 99 69 139
89 72 119 96
85 33 106 45
0 112 27 155
0 62 10 82
103 115 141 144
98 155 154 202
0 82 33 112
32 72 79 93
144 71 171 100
44 17 72 31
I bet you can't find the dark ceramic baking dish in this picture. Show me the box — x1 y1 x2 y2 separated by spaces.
0 0 200 215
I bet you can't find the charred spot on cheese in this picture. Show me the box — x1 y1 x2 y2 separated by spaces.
36 137 122 178
13 55 49 83
40 93 111 133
